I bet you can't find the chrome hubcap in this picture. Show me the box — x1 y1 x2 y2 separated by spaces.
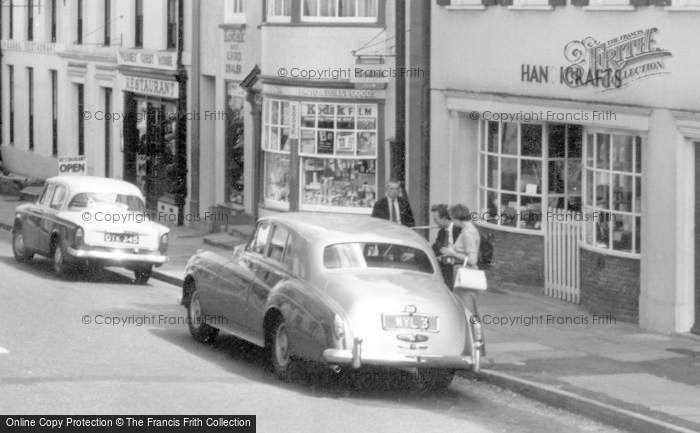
54 247 63 272
275 324 290 367
14 233 25 254
190 297 202 329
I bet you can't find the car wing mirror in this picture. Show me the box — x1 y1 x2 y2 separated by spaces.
233 244 245 258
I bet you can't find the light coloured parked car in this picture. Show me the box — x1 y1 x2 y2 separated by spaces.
182 213 485 389
12 176 169 284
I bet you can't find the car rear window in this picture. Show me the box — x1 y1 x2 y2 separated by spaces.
68 192 145 212
323 243 434 274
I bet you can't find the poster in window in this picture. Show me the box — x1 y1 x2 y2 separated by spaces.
336 132 355 155
318 131 334 154
300 129 315 154
357 132 376 156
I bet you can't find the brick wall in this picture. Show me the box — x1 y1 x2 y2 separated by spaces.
479 225 544 291
580 248 640 323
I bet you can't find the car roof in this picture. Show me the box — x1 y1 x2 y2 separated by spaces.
47 176 144 198
262 213 430 249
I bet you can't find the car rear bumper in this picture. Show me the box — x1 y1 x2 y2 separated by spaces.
322 337 482 371
67 247 168 266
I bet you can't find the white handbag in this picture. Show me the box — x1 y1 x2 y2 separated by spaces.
454 260 487 291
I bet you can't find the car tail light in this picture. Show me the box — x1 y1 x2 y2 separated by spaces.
159 233 169 255
333 314 345 341
75 228 84 247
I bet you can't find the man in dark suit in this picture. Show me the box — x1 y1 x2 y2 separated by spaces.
431 204 462 290
371 179 415 227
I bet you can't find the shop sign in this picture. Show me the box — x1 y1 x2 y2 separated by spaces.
289 101 300 139
58 156 86 176
122 76 179 99
118 49 177 71
1 40 57 54
520 28 672 92
223 29 245 76
262 84 385 100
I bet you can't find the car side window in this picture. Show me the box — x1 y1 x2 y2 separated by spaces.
39 184 56 207
49 186 66 211
267 225 289 264
248 222 271 255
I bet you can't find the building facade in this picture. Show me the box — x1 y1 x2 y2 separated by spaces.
432 0 700 334
1 0 192 223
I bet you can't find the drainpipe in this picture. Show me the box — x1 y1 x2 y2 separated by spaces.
182 0 200 224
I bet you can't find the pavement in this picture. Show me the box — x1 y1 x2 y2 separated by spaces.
1 192 700 432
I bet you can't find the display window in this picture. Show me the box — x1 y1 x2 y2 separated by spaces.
300 157 377 212
262 97 379 213
479 120 582 230
262 99 292 209
582 131 642 254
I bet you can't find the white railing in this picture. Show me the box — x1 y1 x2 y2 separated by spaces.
544 207 582 304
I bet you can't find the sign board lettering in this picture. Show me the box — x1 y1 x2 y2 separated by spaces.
58 156 87 176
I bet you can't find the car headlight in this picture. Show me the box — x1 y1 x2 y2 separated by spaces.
75 227 84 247
333 314 345 341
159 233 169 255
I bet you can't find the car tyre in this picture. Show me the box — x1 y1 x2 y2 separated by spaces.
269 317 294 380
12 226 33 262
52 239 71 278
134 266 152 285
187 290 218 343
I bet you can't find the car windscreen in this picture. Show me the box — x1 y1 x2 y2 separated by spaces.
323 243 434 274
67 192 145 212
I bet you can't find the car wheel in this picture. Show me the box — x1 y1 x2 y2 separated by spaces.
270 317 293 379
52 239 71 278
418 368 455 392
134 266 152 285
187 290 219 343
12 227 33 262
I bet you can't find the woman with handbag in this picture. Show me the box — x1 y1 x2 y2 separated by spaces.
440 204 481 270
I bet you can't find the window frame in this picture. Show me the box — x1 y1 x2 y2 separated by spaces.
300 0 379 23
225 0 247 24
266 0 292 22
247 221 273 255
581 129 642 257
478 120 583 232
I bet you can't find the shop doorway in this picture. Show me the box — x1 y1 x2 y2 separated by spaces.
123 94 179 209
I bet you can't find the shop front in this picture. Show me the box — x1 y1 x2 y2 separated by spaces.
120 74 185 219
258 83 385 216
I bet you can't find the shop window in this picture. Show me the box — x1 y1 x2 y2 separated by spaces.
583 132 641 254
302 0 378 21
225 83 245 205
479 121 582 231
267 0 291 22
298 102 377 212
262 99 291 208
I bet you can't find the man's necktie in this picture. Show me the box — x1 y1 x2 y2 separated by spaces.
390 199 397 223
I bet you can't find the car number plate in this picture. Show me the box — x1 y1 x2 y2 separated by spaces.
382 314 438 332
104 233 140 244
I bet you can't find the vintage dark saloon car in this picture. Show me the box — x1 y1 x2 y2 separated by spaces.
12 176 169 283
182 213 486 389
